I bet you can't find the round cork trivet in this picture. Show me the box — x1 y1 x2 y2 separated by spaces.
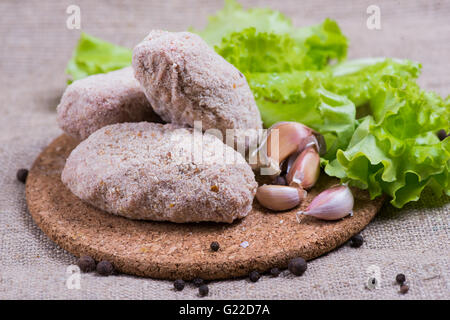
26 134 384 280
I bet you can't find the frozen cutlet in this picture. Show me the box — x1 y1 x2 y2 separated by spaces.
57 67 162 140
61 122 257 223
132 31 262 141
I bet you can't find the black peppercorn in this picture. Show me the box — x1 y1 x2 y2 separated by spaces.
77 255 96 273
16 168 28 183
437 129 448 141
249 271 260 282
288 257 307 276
174 279 185 291
96 260 114 276
198 284 209 297
270 268 281 277
350 234 364 248
396 273 406 284
210 241 220 252
192 278 204 287
399 284 409 294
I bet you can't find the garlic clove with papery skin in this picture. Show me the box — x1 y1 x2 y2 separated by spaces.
256 185 307 211
266 122 326 163
286 146 320 190
252 121 326 175
296 184 354 221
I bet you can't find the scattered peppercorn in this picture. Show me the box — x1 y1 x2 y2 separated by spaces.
399 284 409 294
198 284 209 297
437 129 448 141
288 257 307 276
273 175 287 186
16 168 28 183
174 279 185 291
270 268 281 277
350 234 364 248
192 278 204 287
77 255 96 273
396 273 406 285
210 241 220 252
96 260 114 276
249 271 260 282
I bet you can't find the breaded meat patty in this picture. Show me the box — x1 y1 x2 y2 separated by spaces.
132 31 262 140
61 122 257 223
57 67 162 140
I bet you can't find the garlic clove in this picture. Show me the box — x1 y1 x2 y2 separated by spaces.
286 146 320 190
270 121 326 156
256 185 307 211
267 122 311 165
296 184 354 221
263 122 325 172
251 121 326 176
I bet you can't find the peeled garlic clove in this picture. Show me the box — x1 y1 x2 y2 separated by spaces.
256 185 307 211
297 184 354 221
286 147 320 190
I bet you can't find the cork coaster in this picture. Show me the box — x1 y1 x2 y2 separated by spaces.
26 134 384 280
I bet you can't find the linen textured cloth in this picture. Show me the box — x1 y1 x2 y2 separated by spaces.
0 0 448 299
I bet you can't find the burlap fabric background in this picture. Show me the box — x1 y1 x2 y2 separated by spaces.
0 0 448 299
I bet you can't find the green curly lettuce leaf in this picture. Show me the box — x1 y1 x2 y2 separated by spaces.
248 72 356 159
325 76 450 207
66 32 132 83
215 21 347 73
326 58 421 106
216 28 312 73
194 0 293 47
290 18 348 69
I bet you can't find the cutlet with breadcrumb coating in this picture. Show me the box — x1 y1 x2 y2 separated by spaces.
61 122 257 223
57 67 162 140
132 31 262 141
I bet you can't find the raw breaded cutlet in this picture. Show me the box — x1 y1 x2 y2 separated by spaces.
132 31 262 140
61 122 257 223
57 67 162 140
